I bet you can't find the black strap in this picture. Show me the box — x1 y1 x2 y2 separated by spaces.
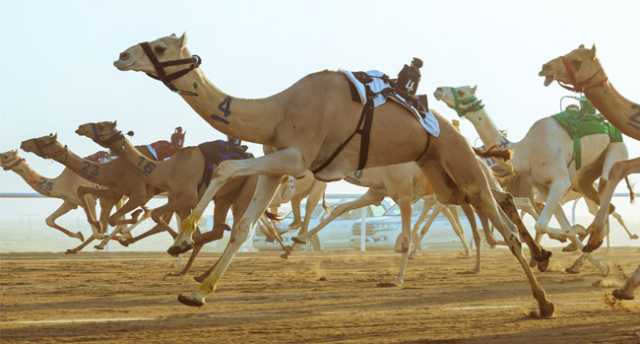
140 42 201 94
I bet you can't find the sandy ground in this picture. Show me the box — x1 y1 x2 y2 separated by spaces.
1 247 639 344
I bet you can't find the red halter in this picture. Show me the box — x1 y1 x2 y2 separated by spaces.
557 56 608 93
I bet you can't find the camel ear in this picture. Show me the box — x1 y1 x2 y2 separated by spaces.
471 85 478 94
590 44 597 59
170 33 177 38
52 133 58 140
112 120 117 127
579 44 585 49
179 32 188 48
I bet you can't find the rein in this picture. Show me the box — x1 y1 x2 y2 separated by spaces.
557 57 608 93
2 158 25 171
451 88 485 117
140 42 201 96
93 130 125 148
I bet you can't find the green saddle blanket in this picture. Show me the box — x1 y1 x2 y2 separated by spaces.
553 109 623 169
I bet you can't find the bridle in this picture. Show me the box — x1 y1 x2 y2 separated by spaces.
450 88 485 117
557 56 608 93
2 158 25 171
139 42 202 96
33 139 69 163
90 123 124 148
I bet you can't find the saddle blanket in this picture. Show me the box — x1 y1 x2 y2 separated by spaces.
341 70 440 137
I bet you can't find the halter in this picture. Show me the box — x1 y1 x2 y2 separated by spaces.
140 42 202 96
557 56 608 93
450 88 485 117
89 123 125 148
2 158 25 171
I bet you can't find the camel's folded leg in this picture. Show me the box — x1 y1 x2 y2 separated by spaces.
46 201 84 241
65 234 98 254
448 205 470 257
95 207 151 249
613 266 640 300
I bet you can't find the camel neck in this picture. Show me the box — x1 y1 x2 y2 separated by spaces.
11 162 53 194
113 137 166 186
51 149 105 185
585 82 640 141
172 69 284 144
464 108 510 148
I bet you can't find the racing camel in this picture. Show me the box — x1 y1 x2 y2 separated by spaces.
114 33 554 317
537 44 639 253
434 85 631 275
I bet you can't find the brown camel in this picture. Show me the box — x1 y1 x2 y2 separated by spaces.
538 44 639 252
114 33 553 317
20 134 166 253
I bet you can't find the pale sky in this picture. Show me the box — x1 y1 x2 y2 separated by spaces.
1 0 638 195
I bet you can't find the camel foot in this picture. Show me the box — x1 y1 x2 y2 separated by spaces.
535 250 552 273
164 271 185 279
565 266 581 274
73 231 84 242
583 223 605 253
94 244 105 250
193 273 207 284
65 248 79 255
376 281 400 288
177 292 205 307
631 234 639 240
288 221 302 229
562 242 578 252
279 251 290 260
538 301 555 319
612 288 634 301
167 241 193 257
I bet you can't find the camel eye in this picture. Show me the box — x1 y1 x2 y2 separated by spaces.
154 45 166 55
571 59 582 71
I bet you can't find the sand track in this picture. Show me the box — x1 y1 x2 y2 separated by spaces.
1 248 639 343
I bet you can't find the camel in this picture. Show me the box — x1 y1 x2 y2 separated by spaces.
537 44 639 252
433 85 631 275
114 33 554 317
0 150 99 241
20 134 166 253
612 266 640 300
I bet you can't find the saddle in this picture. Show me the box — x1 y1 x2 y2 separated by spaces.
197 140 253 190
553 108 622 169
144 140 177 161
85 151 112 164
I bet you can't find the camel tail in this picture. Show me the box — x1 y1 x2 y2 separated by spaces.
473 146 512 161
264 211 281 222
624 176 635 203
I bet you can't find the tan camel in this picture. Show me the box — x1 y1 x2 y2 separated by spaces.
538 44 639 252
114 33 554 317
0 150 97 241
612 266 640 300
20 134 165 253
434 85 630 275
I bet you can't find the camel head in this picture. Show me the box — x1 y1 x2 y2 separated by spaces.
0 149 22 170
539 44 604 92
114 33 191 76
76 121 121 146
20 134 66 160
433 86 480 117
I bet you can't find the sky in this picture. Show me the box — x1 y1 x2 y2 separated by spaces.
1 0 638 197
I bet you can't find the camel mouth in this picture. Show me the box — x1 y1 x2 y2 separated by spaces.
543 75 554 87
433 89 443 101
113 60 133 71
74 128 83 136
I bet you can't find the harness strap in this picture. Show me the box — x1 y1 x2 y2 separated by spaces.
140 42 201 95
3 158 25 171
557 57 608 93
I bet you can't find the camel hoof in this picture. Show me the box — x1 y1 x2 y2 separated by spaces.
279 252 289 260
74 231 85 242
167 241 193 257
536 250 552 273
612 288 634 301
582 237 603 253
539 302 555 319
292 236 306 245
94 245 105 250
177 293 205 307
565 267 580 274
376 281 400 288
65 249 78 255
631 234 639 240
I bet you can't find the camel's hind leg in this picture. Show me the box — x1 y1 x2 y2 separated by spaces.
393 195 416 286
409 197 437 257
178 174 282 307
613 266 640 300
301 180 326 251
176 148 305 253
46 201 83 241
421 157 553 317
459 204 480 273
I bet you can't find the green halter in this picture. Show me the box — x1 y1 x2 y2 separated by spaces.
450 87 485 117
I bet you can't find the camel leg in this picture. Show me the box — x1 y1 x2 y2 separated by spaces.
77 187 115 237
292 188 384 248
108 194 152 227
92 197 121 249
458 204 480 272
421 159 553 317
125 211 175 246
552 207 607 275
288 194 303 229
613 266 640 300
393 196 415 286
176 147 305 254
95 206 151 249
414 204 441 249
301 181 326 251
65 234 98 254
178 174 282 307
478 212 505 247
586 158 640 251
409 197 437 257
452 205 471 257
45 201 84 241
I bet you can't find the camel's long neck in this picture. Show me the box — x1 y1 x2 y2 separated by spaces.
585 82 640 141
464 108 510 148
172 69 284 144
52 150 106 185
113 138 166 185
11 163 53 194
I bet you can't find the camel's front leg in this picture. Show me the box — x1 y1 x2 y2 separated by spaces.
585 158 640 252
178 174 282 307
300 181 326 251
393 196 414 287
176 148 305 253
46 201 84 241
408 197 437 257
584 197 638 240
449 205 471 257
